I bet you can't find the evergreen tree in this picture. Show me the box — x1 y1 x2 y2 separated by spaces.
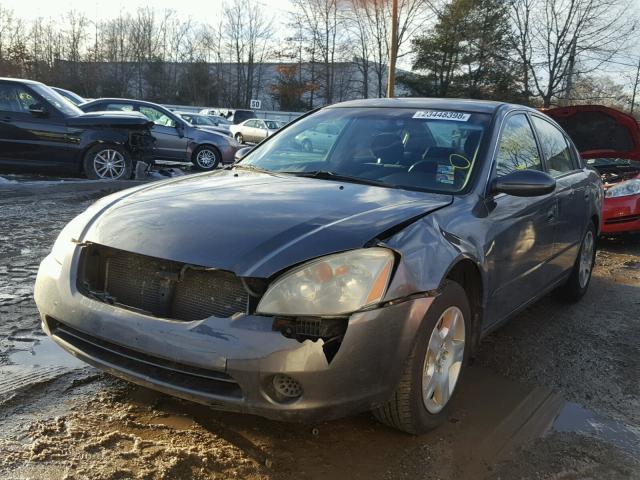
403 0 523 102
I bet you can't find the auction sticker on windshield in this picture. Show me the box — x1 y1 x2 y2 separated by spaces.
413 110 470 121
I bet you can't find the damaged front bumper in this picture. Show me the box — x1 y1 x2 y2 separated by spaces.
34 249 433 422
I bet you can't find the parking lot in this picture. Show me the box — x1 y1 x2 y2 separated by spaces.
0 174 638 480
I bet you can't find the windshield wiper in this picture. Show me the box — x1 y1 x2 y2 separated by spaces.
283 170 392 188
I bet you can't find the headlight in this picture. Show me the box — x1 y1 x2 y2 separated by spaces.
605 179 640 198
256 248 395 316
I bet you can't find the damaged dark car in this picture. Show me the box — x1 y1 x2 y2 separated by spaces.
0 78 154 179
35 99 602 433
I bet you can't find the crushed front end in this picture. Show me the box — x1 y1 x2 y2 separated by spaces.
35 241 433 421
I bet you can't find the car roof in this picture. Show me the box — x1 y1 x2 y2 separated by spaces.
329 97 514 114
0 77 44 86
84 98 168 109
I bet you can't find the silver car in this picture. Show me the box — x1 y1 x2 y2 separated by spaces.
294 121 340 152
230 119 282 144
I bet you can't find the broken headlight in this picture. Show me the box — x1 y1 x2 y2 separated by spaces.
50 207 101 264
605 179 640 198
256 248 395 316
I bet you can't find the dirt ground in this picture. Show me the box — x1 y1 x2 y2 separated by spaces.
0 175 638 480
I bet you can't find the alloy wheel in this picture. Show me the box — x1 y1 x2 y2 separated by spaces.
422 306 465 414
196 148 218 169
579 230 595 288
93 149 126 179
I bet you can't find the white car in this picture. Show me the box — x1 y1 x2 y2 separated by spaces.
230 119 283 144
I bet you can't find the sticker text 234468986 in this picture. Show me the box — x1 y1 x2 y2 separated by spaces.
413 110 471 122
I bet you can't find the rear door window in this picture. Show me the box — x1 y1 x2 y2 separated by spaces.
532 116 576 177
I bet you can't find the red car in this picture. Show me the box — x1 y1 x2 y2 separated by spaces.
546 105 640 234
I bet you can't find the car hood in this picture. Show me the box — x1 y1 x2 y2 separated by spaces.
83 171 452 278
67 111 154 129
545 105 640 160
195 125 231 136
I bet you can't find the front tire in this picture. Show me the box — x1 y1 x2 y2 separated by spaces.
557 221 597 302
192 145 221 171
372 280 471 434
83 144 132 180
235 133 244 144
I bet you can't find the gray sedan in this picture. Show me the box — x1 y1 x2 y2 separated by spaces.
81 99 239 170
35 98 601 433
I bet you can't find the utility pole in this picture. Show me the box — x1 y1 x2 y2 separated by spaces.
386 0 398 98
631 58 640 115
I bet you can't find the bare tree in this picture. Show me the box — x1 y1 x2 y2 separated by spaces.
511 0 637 107
224 0 273 108
345 0 434 98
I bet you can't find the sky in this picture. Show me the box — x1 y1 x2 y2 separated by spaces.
0 0 295 24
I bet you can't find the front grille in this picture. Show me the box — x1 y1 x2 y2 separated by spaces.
47 317 242 399
77 244 260 321
605 214 640 224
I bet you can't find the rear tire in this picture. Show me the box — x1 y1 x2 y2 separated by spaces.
83 144 132 180
192 145 220 171
557 221 597 302
372 280 471 434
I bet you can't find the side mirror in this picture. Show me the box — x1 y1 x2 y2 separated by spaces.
234 146 252 162
491 169 556 197
175 122 184 137
28 103 47 117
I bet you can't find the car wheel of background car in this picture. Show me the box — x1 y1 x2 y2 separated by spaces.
83 144 132 180
557 221 597 302
372 280 470 434
192 145 221 171
235 133 244 144
302 139 313 152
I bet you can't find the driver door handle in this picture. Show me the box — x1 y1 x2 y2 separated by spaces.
1 116 12 122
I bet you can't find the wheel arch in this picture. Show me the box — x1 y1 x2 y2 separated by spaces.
441 258 484 354
591 213 600 236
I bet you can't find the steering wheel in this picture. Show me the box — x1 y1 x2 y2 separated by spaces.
408 160 435 173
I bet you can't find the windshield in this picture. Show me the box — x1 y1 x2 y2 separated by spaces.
32 84 83 116
214 116 231 126
241 107 490 193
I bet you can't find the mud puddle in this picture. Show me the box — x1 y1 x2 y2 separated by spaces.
8 335 86 369
0 336 87 399
2 365 637 480
553 402 640 457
